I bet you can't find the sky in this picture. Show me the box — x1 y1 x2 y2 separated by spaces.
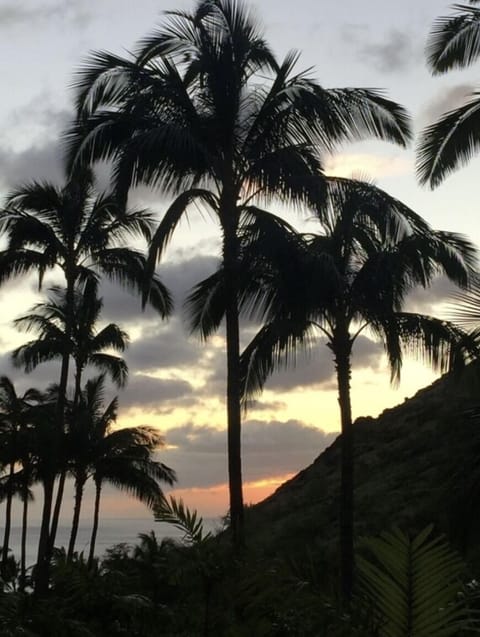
0 0 479 525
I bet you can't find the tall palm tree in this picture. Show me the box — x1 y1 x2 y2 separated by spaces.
63 375 176 566
417 1 480 186
66 0 411 546
0 377 42 582
12 279 130 553
0 166 171 591
192 178 478 600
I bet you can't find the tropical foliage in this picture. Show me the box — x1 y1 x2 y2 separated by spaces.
65 0 412 547
192 176 478 598
357 526 476 637
1 0 480 633
417 1 480 186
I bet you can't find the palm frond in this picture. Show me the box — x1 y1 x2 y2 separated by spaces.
147 188 218 270
154 495 211 544
380 312 476 384
240 318 315 404
357 526 474 637
11 340 64 373
88 354 129 388
90 323 129 352
417 92 480 187
427 3 480 73
185 269 225 340
317 88 412 148
98 248 173 318
448 276 480 327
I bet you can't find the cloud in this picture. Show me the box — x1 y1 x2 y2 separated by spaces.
0 1 91 29
0 142 64 190
252 335 382 393
421 84 476 124
160 419 336 488
99 253 219 325
0 349 61 396
120 374 194 412
406 276 458 314
325 153 411 179
126 320 201 373
246 399 287 412
358 29 417 73
340 24 419 74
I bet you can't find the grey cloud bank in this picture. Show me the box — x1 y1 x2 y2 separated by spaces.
161 419 336 489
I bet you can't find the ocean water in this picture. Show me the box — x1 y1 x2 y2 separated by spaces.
7 517 222 567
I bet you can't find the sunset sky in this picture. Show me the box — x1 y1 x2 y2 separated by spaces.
1 0 479 523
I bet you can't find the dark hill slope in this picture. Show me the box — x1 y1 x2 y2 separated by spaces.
246 371 480 561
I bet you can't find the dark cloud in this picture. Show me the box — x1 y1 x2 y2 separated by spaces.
406 276 458 314
161 419 337 488
421 84 476 124
341 24 418 74
121 374 194 412
248 335 382 393
0 1 91 29
359 29 417 73
0 349 61 396
246 399 287 412
99 254 219 325
126 320 201 373
162 254 220 307
0 142 64 190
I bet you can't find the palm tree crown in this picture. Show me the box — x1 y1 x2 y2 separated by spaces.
12 280 129 391
0 165 171 314
73 376 176 566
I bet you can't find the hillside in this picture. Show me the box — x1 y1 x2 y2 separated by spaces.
247 369 480 563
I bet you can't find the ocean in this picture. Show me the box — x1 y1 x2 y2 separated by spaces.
7 517 222 567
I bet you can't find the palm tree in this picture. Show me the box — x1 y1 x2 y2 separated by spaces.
417 1 480 186
0 165 171 591
200 178 477 600
12 279 130 554
62 375 175 566
66 0 411 546
0 377 42 582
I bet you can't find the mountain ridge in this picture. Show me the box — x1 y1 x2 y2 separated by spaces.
247 369 480 562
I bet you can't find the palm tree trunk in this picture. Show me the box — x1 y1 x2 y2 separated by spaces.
46 275 75 565
88 478 102 569
50 361 83 555
48 471 66 554
35 477 54 595
20 478 29 592
67 474 85 561
1 463 15 579
333 335 354 603
222 216 244 549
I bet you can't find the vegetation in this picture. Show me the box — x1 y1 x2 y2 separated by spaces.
1 0 480 633
232 177 478 600
66 0 410 548
418 0 480 186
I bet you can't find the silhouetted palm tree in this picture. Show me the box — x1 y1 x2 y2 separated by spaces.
61 375 175 566
66 0 411 546
0 166 171 591
0 377 42 582
195 178 477 600
12 279 130 554
417 1 480 186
